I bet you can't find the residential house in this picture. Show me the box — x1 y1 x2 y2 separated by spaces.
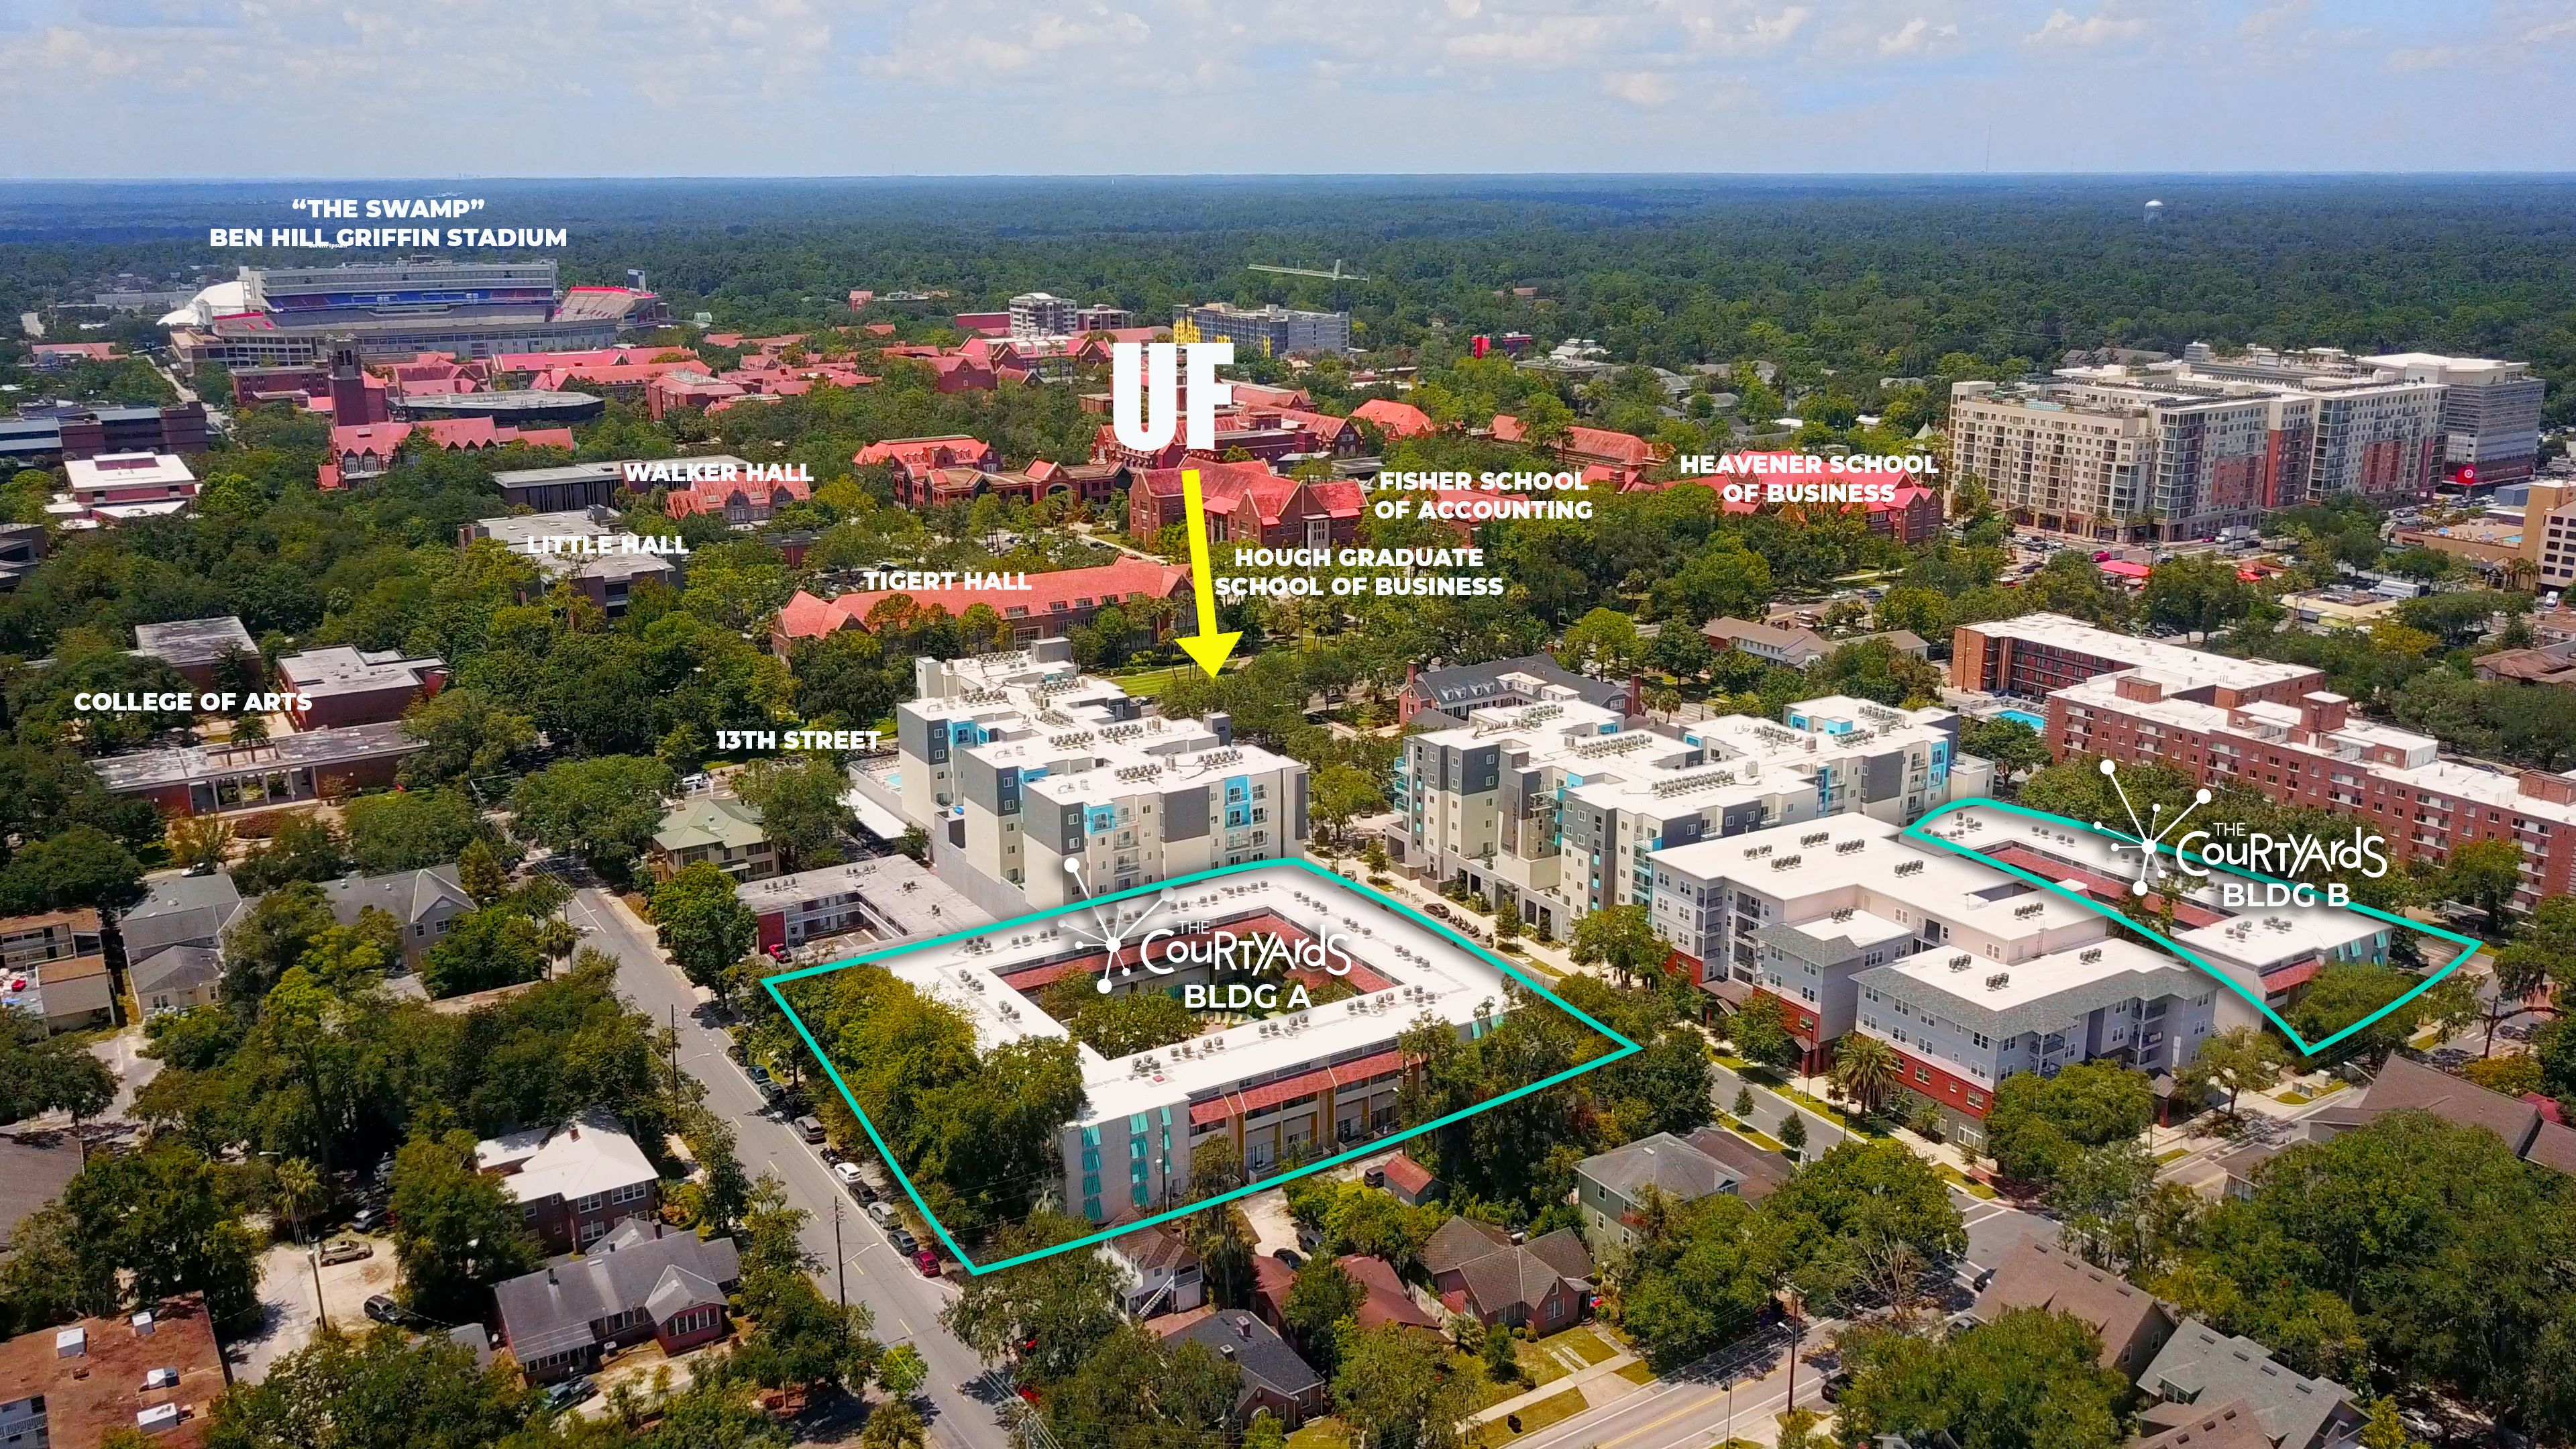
1161 1311 1328 1428
2133 1401 2281 1449
121 874 244 961
648 799 777 883
476 1115 662 1253
2135 1320 2365 1449
320 866 474 973
1575 1132 1737 1254
0 909 113 1034
1972 1240 2176 1378
1369 1153 1441 1207
2304 1054 2576 1177
493 1220 739 1383
1336 1255 1442 1333
1421 1217 1590 1332
0 1294 229 1449
1682 1127 1793 1204
1703 617 1931 672
1106 1223 1203 1319
1395 653 1633 728
131 946 224 1021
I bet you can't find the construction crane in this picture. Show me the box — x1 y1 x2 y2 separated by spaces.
1247 258 1368 309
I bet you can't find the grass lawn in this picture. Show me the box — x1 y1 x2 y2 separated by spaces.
2155 1147 2190 1165
1109 665 1191 699
1469 1387 1589 1448
1287 1420 1351 1449
1534 1325 1616 1368
1726 1122 1789 1152
1774 1085 1849 1128
1939 1165 1998 1199
1617 1362 1658 1385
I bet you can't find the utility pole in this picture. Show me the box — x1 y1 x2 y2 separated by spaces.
833 1197 848 1346
667 1004 680 1097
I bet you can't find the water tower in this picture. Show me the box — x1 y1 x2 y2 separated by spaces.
2144 199 2165 225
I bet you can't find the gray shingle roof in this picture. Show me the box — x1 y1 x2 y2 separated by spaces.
121 874 243 957
129 944 223 997
1683 1128 1793 1203
493 1222 739 1361
1421 1216 1512 1278
1972 1241 2171 1368
321 865 472 930
1578 1132 1735 1205
1523 1228 1593 1284
1168 1310 1322 1398
1457 1245 1566 1318
2139 1318 2356 1449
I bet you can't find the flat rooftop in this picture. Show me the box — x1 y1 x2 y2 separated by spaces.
276 645 441 699
1972 612 2319 694
92 720 423 792
131 615 252 669
735 854 991 938
857 862 1514 1126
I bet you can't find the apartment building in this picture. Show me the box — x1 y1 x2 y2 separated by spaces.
735 853 991 954
0 908 114 1034
1174 303 1350 356
2185 343 2542 488
1951 612 2324 706
1008 291 1082 338
893 639 1307 918
475 1114 661 1253
1949 354 2445 540
1393 692 1990 942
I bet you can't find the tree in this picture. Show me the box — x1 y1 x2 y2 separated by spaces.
1334 1322 1470 1449
343 790 496 877
1243 1409 1289 1449
2288 963 2430 1065
1833 1306 2129 1449
1281 1253 1363 1368
203 1325 534 1449
859 1399 926 1449
535 915 578 972
1957 717 2050 782
2485 944 2553 1056
420 907 543 999
1732 1085 1755 1119
399 686 538 790
387 1129 541 1323
1309 763 1381 848
736 753 855 870
2440 838 2524 926
1516 390 1574 447
0 1012 116 1126
2180 1026 2289 1118
1983 1062 2153 1186
1557 607 1643 677
166 814 233 873
220 881 337 1012
1778 1109 1808 1156
2143 553 2263 637
60 1144 264 1324
1830 1033 1903 1118
1617 1189 1770 1367
456 838 508 905
875 1342 927 1399
1570 904 1666 984
941 1214 1126 1382
1648 538 1773 626
508 755 675 879
1732 994 1802 1071
0 826 146 915
654 862 762 996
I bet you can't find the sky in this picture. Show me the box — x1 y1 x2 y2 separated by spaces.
7 0 2575 177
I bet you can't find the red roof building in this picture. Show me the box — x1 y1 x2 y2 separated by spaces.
646 370 747 421
1126 462 1364 550
1354 398 1436 438
321 418 574 489
771 556 1190 654
1491 414 1670 487
855 435 1001 502
953 311 1010 337
663 472 812 525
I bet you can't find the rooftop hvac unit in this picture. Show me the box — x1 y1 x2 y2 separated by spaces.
1772 855 1802 870
1837 839 1866 855
2015 902 2044 919
1831 908 1856 923
1985 973 2010 991
1949 954 1973 971
136 1404 182 1432
1801 831 1830 847
1893 860 1925 877
2080 947 2103 964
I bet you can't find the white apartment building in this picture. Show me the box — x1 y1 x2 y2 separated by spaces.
2182 343 2542 486
1647 803 2388 1144
1950 353 2447 541
1393 691 1992 941
1008 291 1081 339
871 861 1511 1221
894 640 1307 918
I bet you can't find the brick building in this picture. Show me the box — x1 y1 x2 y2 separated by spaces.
476 1116 661 1253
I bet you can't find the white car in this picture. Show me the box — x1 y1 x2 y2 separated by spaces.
833 1162 865 1189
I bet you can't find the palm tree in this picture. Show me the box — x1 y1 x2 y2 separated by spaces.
1830 1035 1902 1120
275 1158 321 1246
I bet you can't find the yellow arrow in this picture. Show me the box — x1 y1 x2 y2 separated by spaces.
1175 468 1242 678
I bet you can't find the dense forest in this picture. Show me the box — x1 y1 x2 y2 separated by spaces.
10 176 2576 417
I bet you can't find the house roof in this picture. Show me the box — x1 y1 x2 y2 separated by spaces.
777 559 1190 641
121 874 244 957
1337 1255 1442 1331
1421 1216 1513 1278
1352 398 1436 438
1379 1153 1436 1197
1972 1241 2171 1368
1456 1245 1568 1319
0 1136 82 1254
1523 1228 1595 1284
1682 1128 1794 1203
1110 1222 1198 1277
493 1221 739 1361
476 1114 657 1208
2137 1319 2355 1449
1490 415 1664 466
129 945 223 998
2133 1399 2279 1449
1408 653 1626 714
319 865 471 931
2310 1055 2553 1167
1167 1310 1323 1399
1577 1132 1735 1205
652 798 769 855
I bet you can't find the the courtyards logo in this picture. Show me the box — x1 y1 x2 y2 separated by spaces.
2094 759 2389 908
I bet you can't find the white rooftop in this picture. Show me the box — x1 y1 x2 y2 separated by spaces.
474 1114 655 1205
1976 613 2320 696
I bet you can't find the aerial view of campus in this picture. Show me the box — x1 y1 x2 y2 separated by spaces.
9 7 2576 1449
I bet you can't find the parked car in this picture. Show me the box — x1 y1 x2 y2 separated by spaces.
1272 1248 1303 1269
318 1238 372 1266
362 1295 402 1325
795 1116 826 1144
889 1229 920 1256
746 1064 775 1091
915 1249 941 1277
867 1203 898 1230
350 1207 380 1233
541 1376 594 1411
833 1162 869 1194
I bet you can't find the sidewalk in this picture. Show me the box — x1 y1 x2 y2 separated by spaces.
1466 1349 1649 1428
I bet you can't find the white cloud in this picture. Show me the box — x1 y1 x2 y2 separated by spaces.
2025 7 2145 48
1661 2 1811 55
1876 16 1957 56
1607 70 1676 106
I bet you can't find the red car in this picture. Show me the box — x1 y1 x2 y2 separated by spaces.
915 1250 941 1277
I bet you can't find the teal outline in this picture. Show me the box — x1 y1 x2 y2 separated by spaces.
761 856 1640 1275
1902 798 2485 1057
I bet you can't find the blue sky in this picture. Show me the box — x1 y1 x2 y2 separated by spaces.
7 0 2571 176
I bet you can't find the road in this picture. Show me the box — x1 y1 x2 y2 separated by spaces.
567 889 1012 1449
1508 1322 1827 1449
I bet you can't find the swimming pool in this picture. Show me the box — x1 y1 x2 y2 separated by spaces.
1995 708 2049 731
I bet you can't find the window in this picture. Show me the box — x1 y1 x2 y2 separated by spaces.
610 1182 652 1206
